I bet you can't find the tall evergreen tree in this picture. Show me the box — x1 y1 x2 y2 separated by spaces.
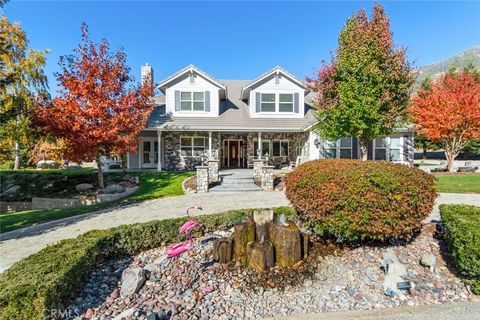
307 5 414 160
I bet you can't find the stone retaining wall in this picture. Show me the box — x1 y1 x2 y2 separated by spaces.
0 201 32 213
30 186 139 210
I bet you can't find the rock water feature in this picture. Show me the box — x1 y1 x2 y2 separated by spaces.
213 209 309 272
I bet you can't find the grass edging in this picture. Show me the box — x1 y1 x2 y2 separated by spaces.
440 204 480 294
0 207 293 320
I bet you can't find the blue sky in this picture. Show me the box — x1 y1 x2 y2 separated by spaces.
3 1 480 94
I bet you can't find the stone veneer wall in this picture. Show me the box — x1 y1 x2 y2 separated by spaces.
246 132 309 162
163 131 221 171
161 131 309 171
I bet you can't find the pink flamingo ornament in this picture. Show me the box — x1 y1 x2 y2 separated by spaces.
167 243 193 258
178 206 203 241
167 206 203 259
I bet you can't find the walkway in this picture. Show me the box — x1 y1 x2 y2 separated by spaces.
0 192 478 272
271 301 480 320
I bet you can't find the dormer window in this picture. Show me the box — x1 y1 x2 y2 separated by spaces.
257 92 298 113
180 91 205 111
279 94 294 112
260 93 276 112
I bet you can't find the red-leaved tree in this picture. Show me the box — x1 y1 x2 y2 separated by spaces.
409 68 480 171
37 24 154 188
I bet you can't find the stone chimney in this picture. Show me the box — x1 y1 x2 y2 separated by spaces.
141 63 154 95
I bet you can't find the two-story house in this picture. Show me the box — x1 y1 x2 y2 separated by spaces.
127 64 414 171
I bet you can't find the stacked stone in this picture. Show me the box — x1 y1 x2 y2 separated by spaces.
253 160 265 181
261 166 274 191
196 166 209 193
207 160 219 182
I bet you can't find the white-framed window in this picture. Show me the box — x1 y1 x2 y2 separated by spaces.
180 137 207 157
272 140 289 157
254 140 271 157
323 137 352 159
279 94 294 112
260 93 276 112
374 136 402 161
180 91 205 111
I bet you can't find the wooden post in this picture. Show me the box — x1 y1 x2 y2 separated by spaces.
269 222 302 267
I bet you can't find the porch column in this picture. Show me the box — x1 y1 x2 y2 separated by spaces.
208 131 212 159
157 130 162 172
258 132 262 159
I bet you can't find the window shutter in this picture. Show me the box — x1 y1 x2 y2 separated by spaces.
256 92 261 113
205 91 210 112
175 91 180 111
294 93 299 113
352 137 358 159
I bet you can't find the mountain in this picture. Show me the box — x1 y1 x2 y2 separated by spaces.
415 46 480 89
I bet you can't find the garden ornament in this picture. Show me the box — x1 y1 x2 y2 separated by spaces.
167 206 203 259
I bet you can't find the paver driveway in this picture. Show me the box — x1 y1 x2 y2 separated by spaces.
0 192 478 272
0 191 288 272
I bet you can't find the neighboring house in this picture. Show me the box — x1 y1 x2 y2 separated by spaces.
127 64 414 171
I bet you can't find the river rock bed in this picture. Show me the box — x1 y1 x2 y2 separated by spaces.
70 225 477 320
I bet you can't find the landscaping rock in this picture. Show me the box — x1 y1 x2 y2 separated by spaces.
112 308 136 320
420 253 437 268
69 229 477 319
104 184 125 194
120 267 146 297
76 183 94 192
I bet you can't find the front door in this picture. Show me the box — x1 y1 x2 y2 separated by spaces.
224 140 243 167
142 140 158 168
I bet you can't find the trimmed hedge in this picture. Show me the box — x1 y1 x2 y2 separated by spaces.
285 159 437 241
440 204 480 294
0 207 292 320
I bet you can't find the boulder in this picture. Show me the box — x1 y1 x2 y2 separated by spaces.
120 267 146 297
76 183 93 192
37 160 60 169
144 263 160 276
104 184 125 194
420 253 437 268
383 273 403 297
0 185 20 198
381 249 400 270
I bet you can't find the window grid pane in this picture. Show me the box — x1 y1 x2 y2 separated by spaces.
193 92 204 100
279 103 293 112
261 93 275 102
193 101 204 110
180 92 191 100
279 94 293 102
180 102 192 110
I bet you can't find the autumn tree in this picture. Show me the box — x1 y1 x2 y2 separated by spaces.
307 5 414 160
37 24 154 188
0 16 48 170
409 67 480 171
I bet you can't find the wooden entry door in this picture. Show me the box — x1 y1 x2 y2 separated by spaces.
224 140 243 167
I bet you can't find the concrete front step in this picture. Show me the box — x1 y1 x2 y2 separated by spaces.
210 187 262 192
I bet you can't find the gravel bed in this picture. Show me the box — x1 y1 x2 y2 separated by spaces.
69 226 477 320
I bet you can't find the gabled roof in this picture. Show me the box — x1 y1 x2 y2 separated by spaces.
146 80 317 132
156 65 226 94
240 66 308 100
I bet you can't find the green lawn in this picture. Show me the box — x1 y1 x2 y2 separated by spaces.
0 171 193 233
436 174 480 194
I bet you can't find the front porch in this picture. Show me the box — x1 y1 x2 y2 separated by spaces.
127 130 310 171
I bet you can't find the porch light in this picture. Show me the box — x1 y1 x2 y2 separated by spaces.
314 138 320 148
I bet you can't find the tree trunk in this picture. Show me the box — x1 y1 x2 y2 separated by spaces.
13 140 20 170
96 155 105 189
422 147 427 160
445 151 455 172
359 138 369 161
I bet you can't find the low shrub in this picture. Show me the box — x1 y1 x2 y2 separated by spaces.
0 207 291 319
285 159 437 241
440 204 480 294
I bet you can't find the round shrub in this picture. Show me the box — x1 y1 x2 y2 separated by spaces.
285 159 437 241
